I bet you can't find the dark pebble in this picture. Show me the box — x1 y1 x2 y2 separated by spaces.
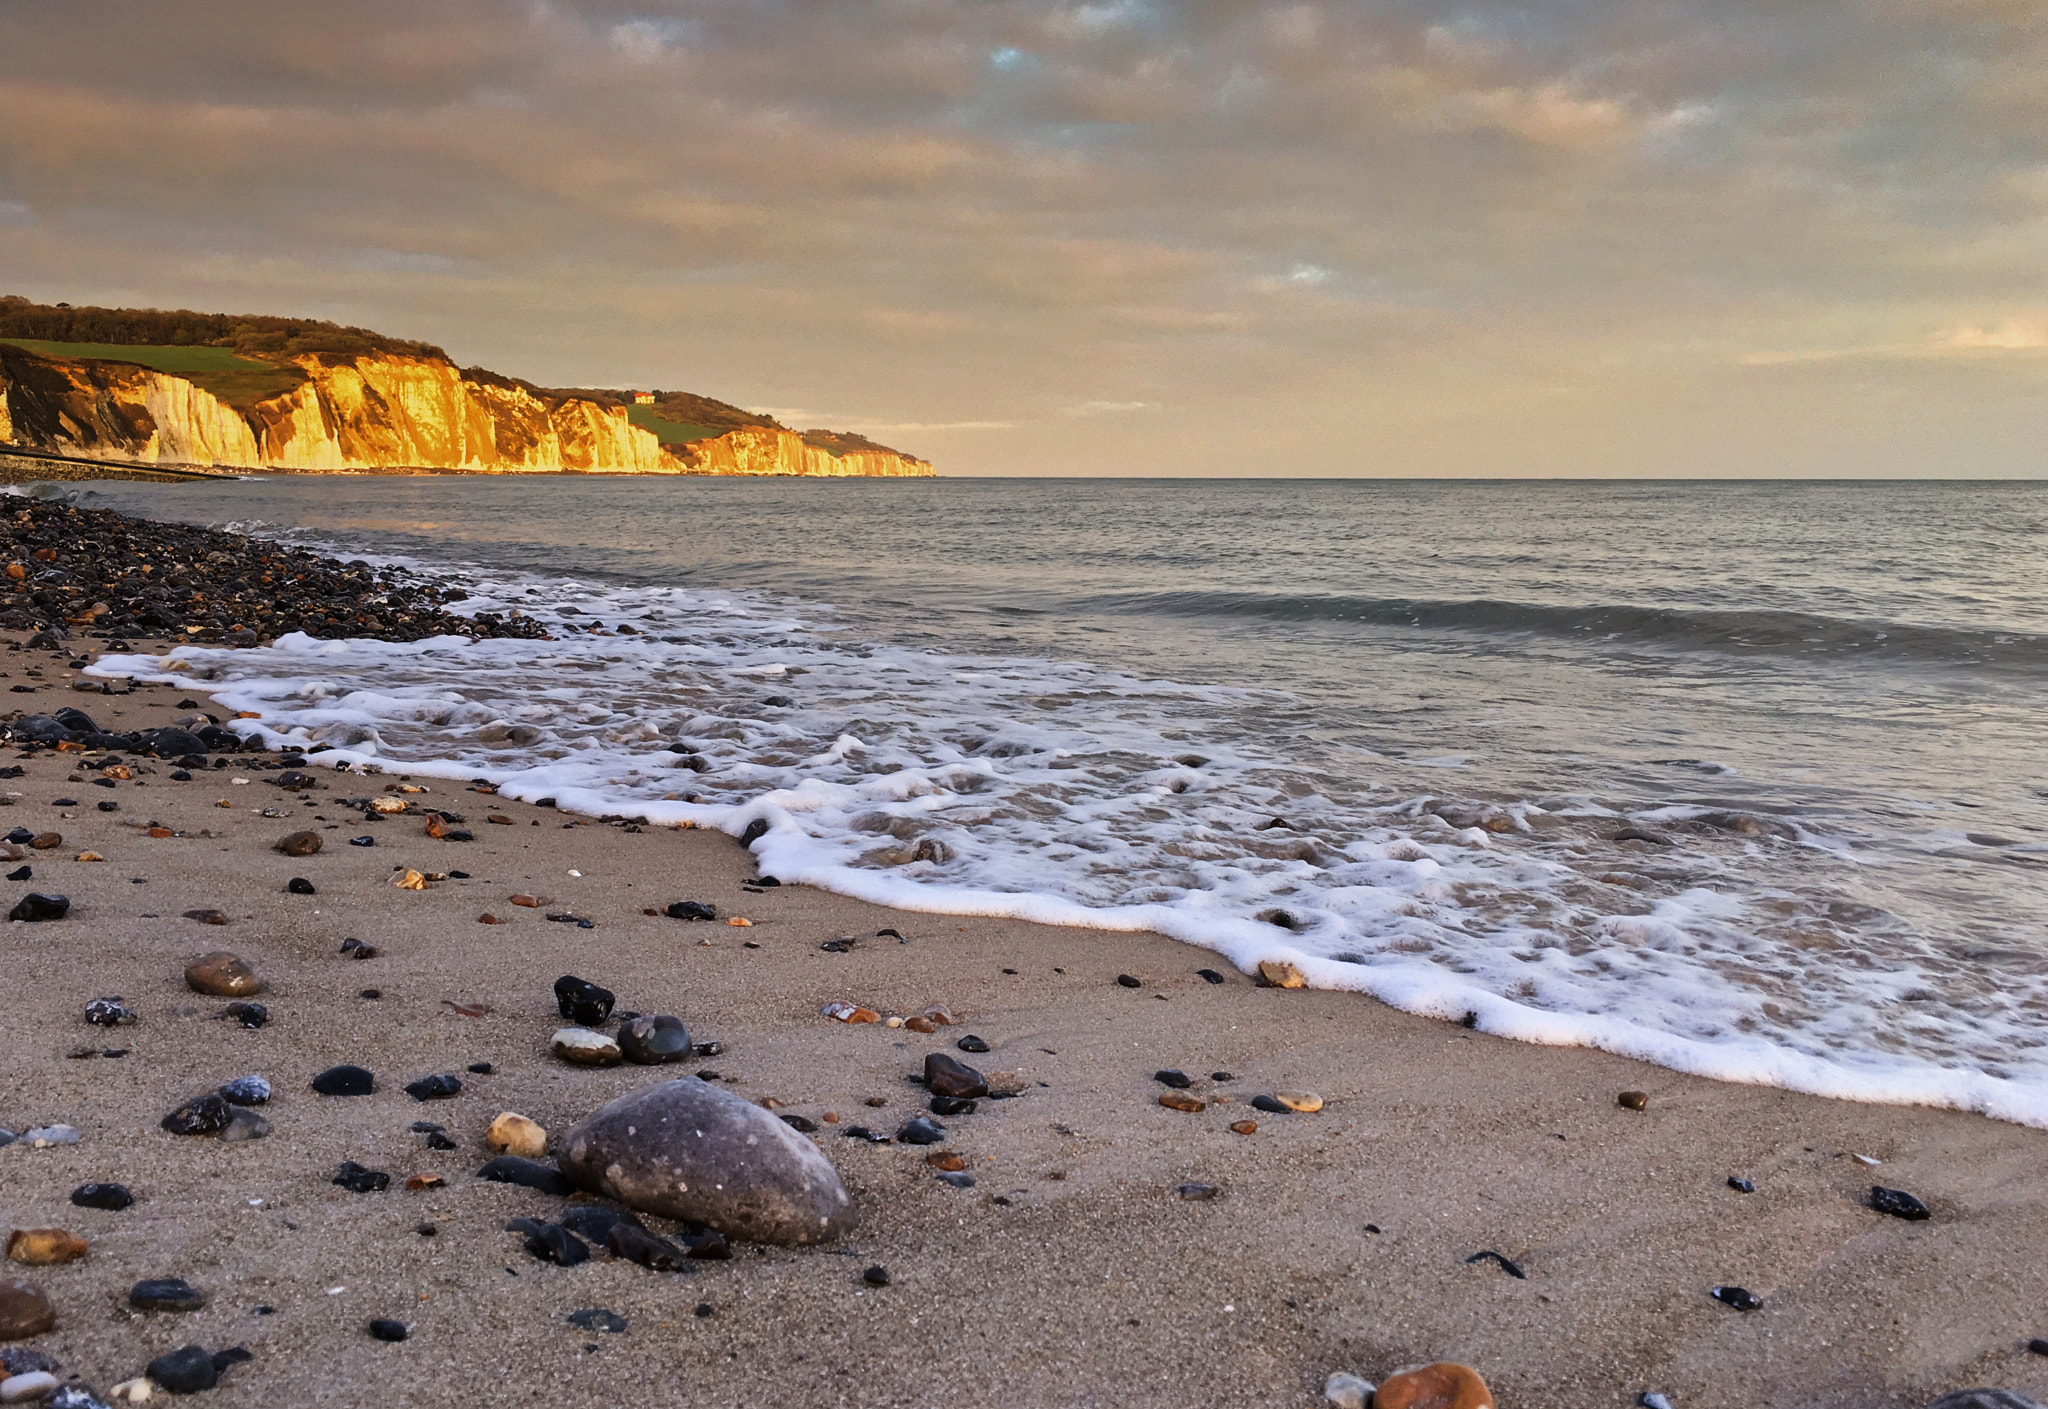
1871 1185 1931 1221
1728 1177 1755 1194
1465 1249 1526 1279
665 901 716 921
311 1064 375 1096
161 1093 232 1136
896 1116 947 1145
936 1171 976 1188
554 975 615 1026
1115 974 1141 988
146 1345 217 1394
415 1223 437 1237
404 1074 463 1102
360 989 381 999
556 1206 635 1243
130 1277 207 1311
1250 1095 1291 1115
739 818 769 847
211 1346 253 1371
222 1001 267 1028
1210 1071 1234 1082
4 866 28 882
2029 1338 2048 1357
8 892 69 922
619 1013 693 1065
1176 1182 1220 1201
285 877 316 895
1618 1090 1649 1110
1711 1285 1763 1311
508 1219 588 1266
468 1062 494 1075
779 1113 819 1133
840 1125 890 1143
97 800 118 812
476 1156 572 1196
1197 969 1226 984
956 1035 991 1054
1153 1069 1192 1089
862 1266 890 1287
332 1161 391 1194
408 1120 443 1134
217 1075 270 1106
84 997 135 1026
349 835 375 847
568 1308 626 1334
368 1318 409 1342
71 1182 133 1210
928 1095 978 1116
694 1303 715 1318
426 1132 457 1151
608 1223 689 1272
924 1052 988 1099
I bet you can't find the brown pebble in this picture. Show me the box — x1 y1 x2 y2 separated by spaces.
274 830 322 857
903 1016 938 1034
509 893 543 908
0 1279 57 1338
148 827 174 839
6 1229 87 1265
1229 1120 1257 1135
1374 1361 1496 1409
821 1112 839 1124
404 1173 446 1191
182 908 229 926
1158 1091 1206 1113
185 951 261 997
863 1097 888 1108
28 833 60 850
925 1152 967 1172
1618 1090 1649 1111
479 913 501 925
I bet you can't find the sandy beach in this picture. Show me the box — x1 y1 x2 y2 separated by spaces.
0 640 2037 1408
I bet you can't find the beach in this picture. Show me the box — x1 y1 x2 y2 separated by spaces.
3 635 2046 1407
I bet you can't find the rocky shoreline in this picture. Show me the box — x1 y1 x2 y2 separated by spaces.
0 498 545 648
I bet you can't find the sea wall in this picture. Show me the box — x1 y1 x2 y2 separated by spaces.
0 346 933 478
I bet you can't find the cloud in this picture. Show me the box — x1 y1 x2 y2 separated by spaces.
1064 400 1153 415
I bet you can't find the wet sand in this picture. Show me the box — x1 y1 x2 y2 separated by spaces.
3 651 2046 1408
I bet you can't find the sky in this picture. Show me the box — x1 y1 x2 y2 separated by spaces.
1 1 2044 477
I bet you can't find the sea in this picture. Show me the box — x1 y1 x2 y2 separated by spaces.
45 475 2048 1124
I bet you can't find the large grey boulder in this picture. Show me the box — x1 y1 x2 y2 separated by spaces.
1924 1395 2046 1409
558 1078 857 1245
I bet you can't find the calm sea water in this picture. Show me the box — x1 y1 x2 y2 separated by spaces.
57 476 2048 1121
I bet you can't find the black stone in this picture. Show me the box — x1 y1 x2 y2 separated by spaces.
955 1035 990 1054
211 1346 252 1371
332 1161 391 1193
8 892 69 922
286 877 316 895
426 1132 457 1151
409 1120 443 1134
665 901 716 921
84 997 135 1026
607 1222 689 1272
1197 968 1227 985
161 1093 232 1136
130 1278 207 1311
1711 1285 1763 1311
555 1205 636 1243
618 1013 693 1064
2029 1338 2048 1357
97 800 118 812
553 975 615 1025
936 1171 976 1188
3 828 33 844
928 1096 978 1116
369 1318 409 1342
863 1265 890 1287
1210 1072 1234 1082
404 1073 463 1102
312 1064 374 1096
740 818 769 847
146 1345 217 1394
895 1116 947 1145
1115 974 1141 988
1250 1095 1291 1114
779 1113 819 1133
923 1052 988 1099
507 1217 588 1265
840 1125 890 1143
476 1156 572 1196
222 1001 267 1028
349 835 375 846
1728 1177 1755 1193
4 866 28 882
568 1308 626 1334
468 1062 494 1074
71 1182 133 1209
1153 1069 1192 1089
1465 1250 1526 1279
1871 1185 1931 1221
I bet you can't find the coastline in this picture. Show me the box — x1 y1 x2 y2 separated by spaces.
0 637 2041 1406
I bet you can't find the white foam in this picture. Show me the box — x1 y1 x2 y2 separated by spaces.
88 563 2048 1128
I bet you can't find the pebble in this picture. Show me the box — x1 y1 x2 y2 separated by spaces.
218 1110 270 1143
1641 1395 1675 1409
558 1078 858 1244
1176 1183 1219 1201
182 909 229 927
902 1015 937 1034
2030 1339 2048 1358
665 901 716 921
143 1347 214 1395
567 1308 626 1334
1 1370 60 1403
404 1173 445 1192
311 1064 374 1096
895 1117 946 1146
285 878 316 897
485 1113 547 1159
551 1028 623 1066
1257 960 1306 988
928 1096 978 1117
1921 1395 2047 1409
129 1278 205 1312
618 1014 693 1065
955 1035 990 1054
1275 1091 1324 1113
606 1223 687 1272
1618 1090 1649 1110
6 895 67 923
779 1114 818 1133
331 1162 391 1194
1157 1092 1205 1113
1197 968 1227 985
1153 1070 1193 1089
507 1219 588 1266
367 1319 408 1343
1115 974 1141 988
1711 1285 1762 1311
0 1283 55 1340
1250 1095 1291 1115
0 1354 57 1381
184 952 260 997
1375 1363 1496 1409
403 1074 462 1102
935 1171 975 1189
862 1265 890 1287
475 1157 572 1196
348 836 375 847
1325 1373 1376 1409
220 1002 267 1029
5 1231 85 1267
216 1076 270 1107
1871 1185 1931 1220
83 999 135 1027
925 1151 966 1172
923 1053 988 1100
69 1184 132 1211
1230 1120 1258 1135
273 831 321 857
160 1095 231 1137
1728 1177 1755 1193
22 1128 80 1148
821 1002 880 1024
553 976 615 1026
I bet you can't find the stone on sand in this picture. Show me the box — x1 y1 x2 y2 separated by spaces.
486 1113 547 1159
5 1231 85 1267
0 1281 54 1340
559 1078 858 1244
1373 1362 1496 1409
184 953 260 998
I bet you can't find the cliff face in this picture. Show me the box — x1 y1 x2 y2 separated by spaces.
0 344 933 478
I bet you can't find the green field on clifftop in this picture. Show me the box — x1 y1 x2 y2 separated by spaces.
625 403 723 446
0 338 303 410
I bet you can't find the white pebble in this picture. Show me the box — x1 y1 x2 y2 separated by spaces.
1 1370 61 1402
1853 1153 1881 1166
22 1125 81 1147
1324 1372 1375 1409
110 1380 155 1403
567 869 582 877
1641 1395 1676 1409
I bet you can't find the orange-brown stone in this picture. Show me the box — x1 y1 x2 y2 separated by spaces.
1373 1362 1496 1409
